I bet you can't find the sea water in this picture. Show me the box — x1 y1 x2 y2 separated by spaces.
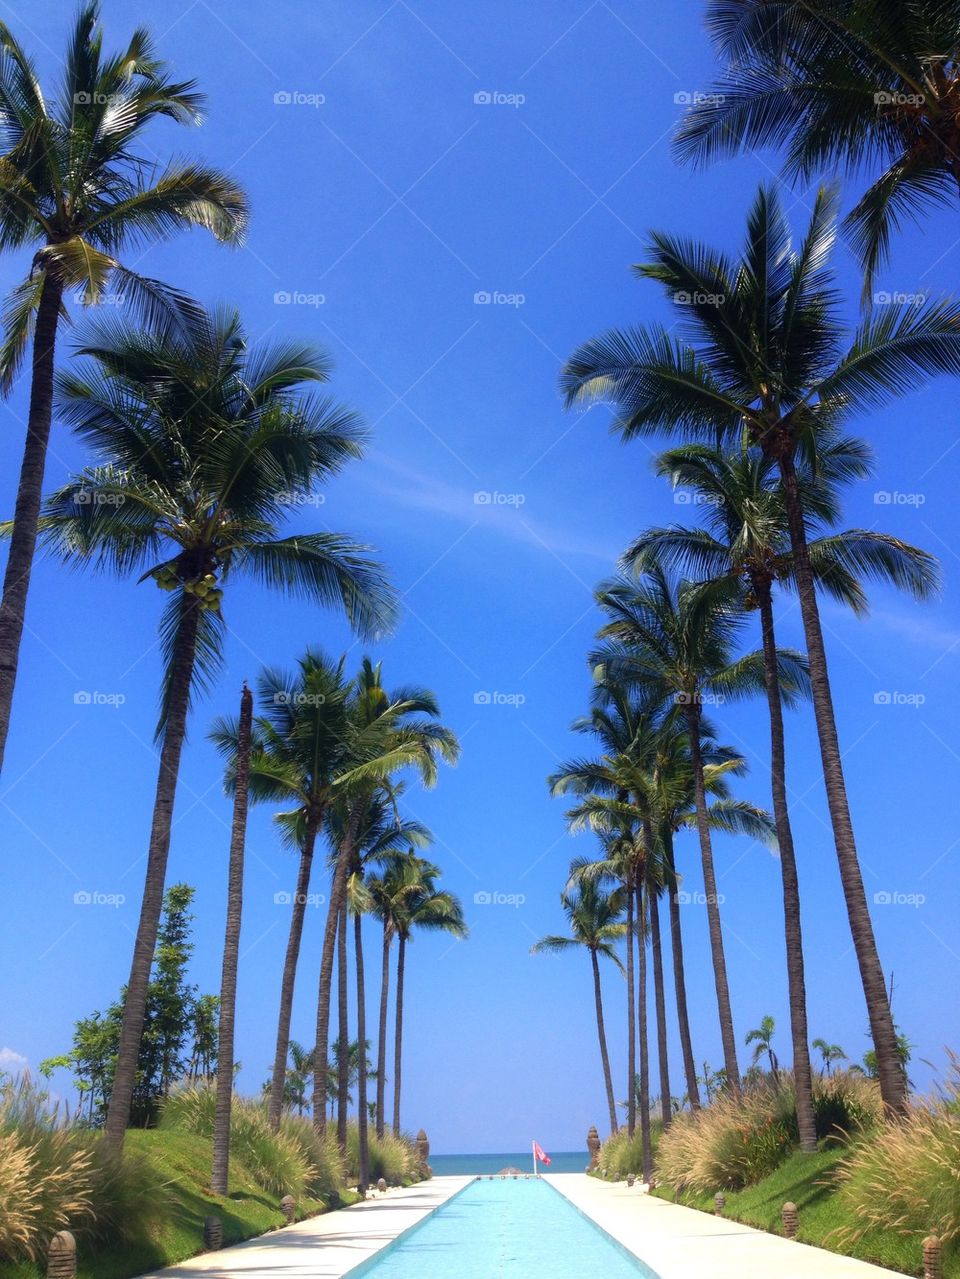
430 1150 588 1175
347 1177 658 1277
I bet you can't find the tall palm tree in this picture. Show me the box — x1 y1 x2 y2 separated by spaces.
41 311 396 1151
561 183 954 1112
391 860 466 1136
0 4 247 772
312 663 458 1137
674 0 960 289
531 877 625 1136
812 1037 848 1076
367 856 417 1140
629 441 937 1149
211 683 252 1195
591 568 800 1093
343 792 431 1191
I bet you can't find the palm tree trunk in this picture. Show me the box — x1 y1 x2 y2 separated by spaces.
392 934 406 1136
649 889 671 1128
312 838 353 1131
625 877 637 1136
590 948 618 1135
336 894 350 1152
684 702 741 1093
779 450 905 1116
664 829 700 1109
376 923 391 1139
757 583 817 1151
354 908 370 1193
103 593 202 1151
267 817 320 1130
212 684 253 1194
0 273 64 776
636 885 653 1181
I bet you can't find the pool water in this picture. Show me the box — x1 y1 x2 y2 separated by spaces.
348 1177 658 1277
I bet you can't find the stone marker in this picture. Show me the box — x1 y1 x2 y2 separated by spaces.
714 1192 726 1214
203 1216 223 1250
415 1128 430 1169
378 1177 387 1193
627 1173 636 1187
280 1195 296 1225
923 1235 943 1279
782 1202 799 1239
47 1231 76 1279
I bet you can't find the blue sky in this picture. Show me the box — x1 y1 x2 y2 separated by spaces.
1 0 958 1154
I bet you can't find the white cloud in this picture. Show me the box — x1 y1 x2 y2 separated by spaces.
0 1046 28 1075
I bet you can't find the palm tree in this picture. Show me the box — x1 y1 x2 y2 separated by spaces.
367 856 416 1139
591 567 801 1093
629 442 936 1148
391 859 466 1135
283 1041 316 1115
674 0 960 289
0 4 247 772
745 1014 780 1078
812 1038 848 1077
312 662 458 1138
532 878 625 1136
41 311 396 1151
343 792 430 1191
561 183 954 1113
211 683 252 1195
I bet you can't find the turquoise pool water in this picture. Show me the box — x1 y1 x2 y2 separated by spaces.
348 1178 658 1277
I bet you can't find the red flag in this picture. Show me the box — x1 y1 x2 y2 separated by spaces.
533 1142 551 1165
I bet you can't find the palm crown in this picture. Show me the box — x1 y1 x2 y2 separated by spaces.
0 3 248 379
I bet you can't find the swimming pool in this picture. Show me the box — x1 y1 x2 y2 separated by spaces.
347 1177 658 1277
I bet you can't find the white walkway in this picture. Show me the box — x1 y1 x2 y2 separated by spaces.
545 1174 906 1278
135 1177 471 1278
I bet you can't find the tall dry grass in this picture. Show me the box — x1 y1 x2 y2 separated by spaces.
834 1064 960 1247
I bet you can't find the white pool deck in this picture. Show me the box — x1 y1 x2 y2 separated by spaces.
135 1172 908 1278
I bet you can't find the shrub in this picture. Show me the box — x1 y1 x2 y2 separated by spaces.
343 1123 418 1186
655 1079 797 1194
0 1077 93 1262
834 1067 960 1248
278 1114 344 1200
161 1084 311 1198
812 1070 883 1142
592 1121 664 1180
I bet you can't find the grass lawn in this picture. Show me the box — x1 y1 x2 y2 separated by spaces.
652 1148 958 1278
0 1128 360 1279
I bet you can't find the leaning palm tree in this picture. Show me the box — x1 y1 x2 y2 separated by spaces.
391 860 466 1136
0 4 247 772
531 877 625 1136
211 683 252 1195
629 440 938 1149
674 0 960 289
591 567 799 1094
40 311 396 1150
561 182 955 1113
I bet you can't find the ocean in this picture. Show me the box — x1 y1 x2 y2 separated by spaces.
429 1151 588 1175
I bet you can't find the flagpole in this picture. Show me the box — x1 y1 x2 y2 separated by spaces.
532 1139 537 1176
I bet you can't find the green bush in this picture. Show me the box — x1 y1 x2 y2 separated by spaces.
278 1114 344 1200
593 1121 663 1180
812 1071 883 1143
343 1123 418 1186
